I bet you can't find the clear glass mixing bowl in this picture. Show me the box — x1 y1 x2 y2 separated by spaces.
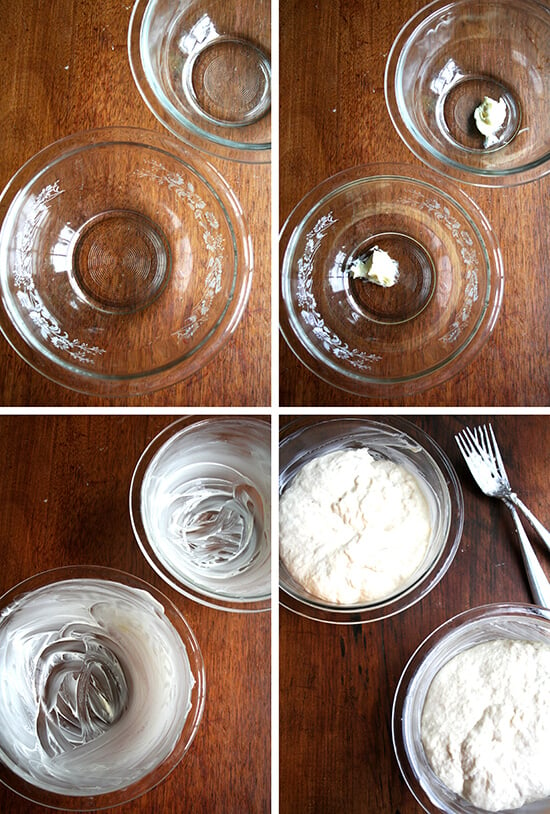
130 416 271 613
280 164 503 397
0 126 252 397
0 565 205 810
393 603 550 813
385 0 550 186
279 416 463 624
128 0 271 163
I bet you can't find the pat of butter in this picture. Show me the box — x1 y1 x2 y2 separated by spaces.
351 246 399 287
474 96 506 147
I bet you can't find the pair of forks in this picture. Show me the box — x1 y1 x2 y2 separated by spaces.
455 424 550 608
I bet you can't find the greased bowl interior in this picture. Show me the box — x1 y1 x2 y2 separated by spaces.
0 565 205 810
130 416 271 613
279 417 463 624
280 164 503 398
129 0 271 163
392 603 550 813
0 127 252 397
385 0 550 186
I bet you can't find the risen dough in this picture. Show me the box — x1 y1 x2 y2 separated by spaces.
421 638 550 811
279 448 431 604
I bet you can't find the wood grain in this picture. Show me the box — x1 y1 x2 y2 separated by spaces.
279 414 550 814
0 1 270 406
0 415 271 814
279 0 550 406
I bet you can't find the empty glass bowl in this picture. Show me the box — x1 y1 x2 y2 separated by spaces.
385 0 550 186
130 416 271 613
392 603 550 813
0 565 205 810
279 417 463 624
280 164 503 398
0 126 252 397
128 0 271 163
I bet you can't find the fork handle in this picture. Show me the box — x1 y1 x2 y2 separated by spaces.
509 493 550 554
505 502 550 609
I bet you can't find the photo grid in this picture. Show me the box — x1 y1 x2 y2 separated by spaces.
0 1 548 814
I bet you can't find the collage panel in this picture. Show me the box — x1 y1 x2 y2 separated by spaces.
279 413 550 813
279 0 550 407
0 0 271 408
2 0 550 813
0 414 271 813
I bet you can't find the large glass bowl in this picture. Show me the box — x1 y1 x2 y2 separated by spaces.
392 603 550 813
128 0 271 163
279 417 463 624
130 416 271 613
0 565 205 811
385 0 550 187
0 126 252 397
280 164 503 398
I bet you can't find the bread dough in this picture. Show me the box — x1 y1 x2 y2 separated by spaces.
279 448 431 604
421 638 550 811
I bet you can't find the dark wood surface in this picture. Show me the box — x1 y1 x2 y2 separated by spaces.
0 1 270 407
279 414 550 813
279 0 550 407
0 414 270 814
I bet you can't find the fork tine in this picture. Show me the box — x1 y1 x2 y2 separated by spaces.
455 432 467 457
462 426 484 456
455 430 475 458
487 423 508 480
475 425 490 456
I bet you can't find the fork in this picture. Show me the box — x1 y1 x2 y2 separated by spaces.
455 424 550 609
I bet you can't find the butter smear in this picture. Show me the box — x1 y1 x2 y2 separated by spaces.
474 96 506 147
351 246 399 287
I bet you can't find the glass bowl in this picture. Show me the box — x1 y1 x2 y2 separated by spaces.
0 126 252 397
279 416 463 624
392 603 550 814
130 416 271 613
385 0 550 187
280 164 503 398
128 0 271 163
0 565 205 811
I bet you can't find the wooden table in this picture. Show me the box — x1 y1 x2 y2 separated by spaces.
0 414 270 814
279 414 550 813
280 0 550 407
0 1 270 407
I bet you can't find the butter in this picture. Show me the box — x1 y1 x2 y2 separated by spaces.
351 246 399 287
474 96 506 147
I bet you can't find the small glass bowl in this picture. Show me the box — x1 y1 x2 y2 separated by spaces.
385 0 550 187
279 416 463 624
392 603 550 814
0 565 205 811
0 126 252 397
280 164 503 398
128 0 271 163
130 416 271 613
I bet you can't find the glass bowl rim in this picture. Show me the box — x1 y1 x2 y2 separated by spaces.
391 601 550 813
384 0 550 188
279 415 464 624
0 563 206 811
130 415 271 614
279 162 504 398
128 0 271 164
0 125 253 397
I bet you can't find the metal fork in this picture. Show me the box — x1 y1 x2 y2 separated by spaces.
455 423 550 608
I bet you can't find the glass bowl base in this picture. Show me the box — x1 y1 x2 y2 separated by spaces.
182 37 271 128
70 210 171 314
436 74 521 152
344 232 436 325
